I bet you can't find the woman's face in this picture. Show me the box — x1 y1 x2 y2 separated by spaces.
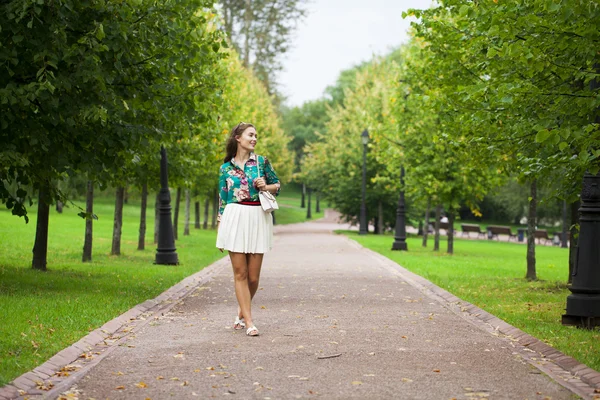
236 126 257 152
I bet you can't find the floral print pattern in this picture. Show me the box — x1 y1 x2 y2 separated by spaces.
218 153 280 220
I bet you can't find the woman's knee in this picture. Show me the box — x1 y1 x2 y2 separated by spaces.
233 268 248 282
248 276 259 288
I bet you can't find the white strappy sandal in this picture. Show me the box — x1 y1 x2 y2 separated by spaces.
233 316 246 330
246 326 259 336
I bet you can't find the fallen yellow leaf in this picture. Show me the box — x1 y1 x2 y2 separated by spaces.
135 382 148 388
115 385 125 390
351 381 362 385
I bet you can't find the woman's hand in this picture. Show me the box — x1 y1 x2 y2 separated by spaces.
254 177 267 191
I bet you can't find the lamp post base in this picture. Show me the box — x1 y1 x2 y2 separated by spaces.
391 241 408 251
155 251 179 265
562 315 600 329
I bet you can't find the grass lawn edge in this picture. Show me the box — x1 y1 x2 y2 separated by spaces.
1 256 231 399
340 232 600 396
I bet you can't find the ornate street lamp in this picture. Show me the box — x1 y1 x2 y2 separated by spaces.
155 146 179 265
391 166 408 251
562 171 600 328
359 129 369 235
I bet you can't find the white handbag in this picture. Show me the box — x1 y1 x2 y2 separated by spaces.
257 156 279 213
259 190 279 213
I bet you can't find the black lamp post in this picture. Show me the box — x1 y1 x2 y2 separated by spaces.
562 171 600 328
391 166 408 251
155 146 179 265
359 129 369 235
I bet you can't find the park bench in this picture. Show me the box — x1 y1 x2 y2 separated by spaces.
438 221 456 234
534 229 552 245
486 225 517 241
461 223 485 238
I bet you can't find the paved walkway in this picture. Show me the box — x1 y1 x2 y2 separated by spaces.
3 212 599 399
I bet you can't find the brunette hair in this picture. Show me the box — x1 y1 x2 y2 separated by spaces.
223 122 255 163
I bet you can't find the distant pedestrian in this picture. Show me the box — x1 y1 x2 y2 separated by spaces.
216 122 281 337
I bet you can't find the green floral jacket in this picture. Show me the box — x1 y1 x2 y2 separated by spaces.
218 153 280 220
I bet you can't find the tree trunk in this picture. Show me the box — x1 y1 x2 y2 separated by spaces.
568 199 580 284
377 201 383 234
526 180 537 281
422 198 431 247
123 185 129 204
306 188 312 219
203 195 209 229
184 189 191 236
154 192 159 244
56 201 63 213
194 201 200 229
32 183 50 271
211 189 218 229
433 203 441 251
173 187 181 240
316 192 320 213
111 186 125 256
301 183 306 208
447 211 455 255
82 180 94 262
138 182 147 251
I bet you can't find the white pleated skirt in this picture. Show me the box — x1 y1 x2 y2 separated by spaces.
216 203 273 254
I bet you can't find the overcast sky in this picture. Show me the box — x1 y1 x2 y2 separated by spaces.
279 0 431 107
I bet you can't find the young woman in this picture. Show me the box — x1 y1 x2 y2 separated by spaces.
216 122 281 337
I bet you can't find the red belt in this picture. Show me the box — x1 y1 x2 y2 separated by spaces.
238 201 261 206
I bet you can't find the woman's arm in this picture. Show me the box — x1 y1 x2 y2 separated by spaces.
262 157 281 196
217 166 227 222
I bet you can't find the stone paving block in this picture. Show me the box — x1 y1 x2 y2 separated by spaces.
30 368 51 380
581 370 600 380
47 352 73 368
99 319 124 333
0 386 20 400
559 357 584 370
587 375 600 385
572 364 591 374
11 374 37 391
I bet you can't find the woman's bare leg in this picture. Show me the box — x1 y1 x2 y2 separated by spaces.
229 252 254 329
235 253 264 321
247 253 264 301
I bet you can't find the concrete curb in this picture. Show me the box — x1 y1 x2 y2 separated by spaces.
0 256 230 400
347 237 600 400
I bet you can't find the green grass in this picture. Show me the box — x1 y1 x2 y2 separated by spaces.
274 182 324 224
0 190 315 385
344 231 600 372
